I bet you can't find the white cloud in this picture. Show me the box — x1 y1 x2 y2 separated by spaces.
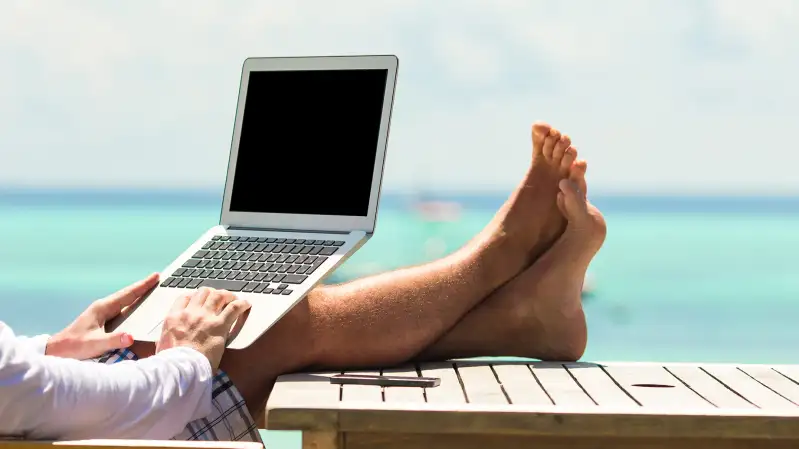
0 0 798 194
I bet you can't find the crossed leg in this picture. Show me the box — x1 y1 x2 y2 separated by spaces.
212 123 606 420
130 122 605 421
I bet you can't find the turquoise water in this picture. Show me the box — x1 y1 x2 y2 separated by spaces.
3 190 799 446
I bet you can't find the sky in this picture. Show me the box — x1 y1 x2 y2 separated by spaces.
0 0 797 195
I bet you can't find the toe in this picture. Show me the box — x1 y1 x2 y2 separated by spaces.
532 122 552 157
560 145 577 175
552 134 571 164
558 178 586 219
542 128 561 161
570 160 588 199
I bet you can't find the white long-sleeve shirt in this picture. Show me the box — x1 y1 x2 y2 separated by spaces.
0 321 213 440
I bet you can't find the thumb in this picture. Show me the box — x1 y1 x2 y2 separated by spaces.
90 331 135 354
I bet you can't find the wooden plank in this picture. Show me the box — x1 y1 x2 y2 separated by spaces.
529 362 594 407
382 365 426 404
455 362 508 405
564 363 638 407
268 371 341 409
703 365 796 410
492 363 552 405
345 433 799 449
603 363 713 409
665 365 755 409
335 404 799 438
740 366 799 406
340 370 383 403
301 431 341 449
419 362 466 404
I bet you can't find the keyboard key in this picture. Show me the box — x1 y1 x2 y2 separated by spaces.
285 239 295 244
313 240 325 245
199 279 247 291
296 265 309 274
245 272 257 281
193 250 209 258
323 240 334 245
294 239 305 244
161 277 178 287
333 241 345 246
212 235 222 241
182 259 201 268
309 246 322 255
319 247 337 256
263 273 276 282
173 268 187 276
235 272 248 280
266 238 276 243
243 282 258 292
300 246 312 254
273 274 286 283
226 272 238 280
187 278 202 289
229 236 241 241
286 265 298 273
201 242 213 250
177 278 191 288
254 283 268 293
281 289 293 295
264 288 274 294
256 237 267 243
282 274 307 284
254 272 266 281
276 283 288 290
275 238 286 243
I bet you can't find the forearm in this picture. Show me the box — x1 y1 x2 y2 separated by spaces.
1 326 212 440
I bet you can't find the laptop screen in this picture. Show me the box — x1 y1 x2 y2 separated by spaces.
228 69 389 217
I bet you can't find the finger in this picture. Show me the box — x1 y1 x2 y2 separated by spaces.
88 331 135 357
169 293 192 315
219 299 252 327
189 287 213 308
95 273 160 318
204 289 228 313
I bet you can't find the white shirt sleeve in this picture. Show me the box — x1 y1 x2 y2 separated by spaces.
13 333 50 355
0 322 213 440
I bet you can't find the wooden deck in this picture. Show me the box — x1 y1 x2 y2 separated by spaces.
266 360 799 449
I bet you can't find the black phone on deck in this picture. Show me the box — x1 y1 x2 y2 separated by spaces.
330 374 440 388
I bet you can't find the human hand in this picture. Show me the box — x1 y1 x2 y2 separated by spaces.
156 288 251 371
46 273 160 359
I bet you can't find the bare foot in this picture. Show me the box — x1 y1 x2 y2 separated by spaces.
467 122 578 287
416 160 605 362
523 160 606 360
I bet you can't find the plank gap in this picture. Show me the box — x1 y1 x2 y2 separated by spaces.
415 364 428 403
699 366 760 409
664 366 717 407
564 363 599 406
338 370 343 402
773 367 799 390
379 368 386 403
738 367 799 406
598 364 642 407
526 364 555 405
488 364 513 405
453 362 470 404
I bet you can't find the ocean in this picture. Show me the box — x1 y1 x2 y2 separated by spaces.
3 189 799 447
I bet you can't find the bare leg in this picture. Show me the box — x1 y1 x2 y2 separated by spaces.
415 160 605 361
134 122 583 419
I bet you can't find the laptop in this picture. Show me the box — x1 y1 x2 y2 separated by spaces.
108 55 399 349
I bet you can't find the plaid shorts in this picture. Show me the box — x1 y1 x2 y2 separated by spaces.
92 349 262 443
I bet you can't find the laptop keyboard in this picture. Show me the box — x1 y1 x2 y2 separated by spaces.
159 235 345 295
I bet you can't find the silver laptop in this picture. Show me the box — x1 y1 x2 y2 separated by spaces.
108 55 399 349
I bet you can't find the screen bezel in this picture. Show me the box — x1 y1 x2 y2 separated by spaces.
220 55 398 233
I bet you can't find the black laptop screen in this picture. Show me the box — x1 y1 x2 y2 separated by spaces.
228 69 389 217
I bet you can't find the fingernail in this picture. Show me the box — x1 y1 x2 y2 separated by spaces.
121 333 134 346
559 179 569 192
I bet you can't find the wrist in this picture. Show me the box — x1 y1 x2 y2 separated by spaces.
44 333 69 357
